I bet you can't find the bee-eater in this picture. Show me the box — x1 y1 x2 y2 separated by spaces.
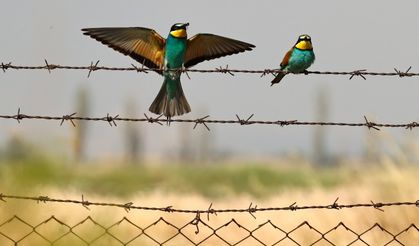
82 23 255 118
271 34 315 85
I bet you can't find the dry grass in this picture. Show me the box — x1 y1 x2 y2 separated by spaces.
0 158 418 245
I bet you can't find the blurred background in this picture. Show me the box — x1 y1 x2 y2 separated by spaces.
0 0 418 244
0 0 418 159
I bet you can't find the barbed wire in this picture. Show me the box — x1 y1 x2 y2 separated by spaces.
2 61 418 245
1 194 418 244
0 60 417 79
0 215 417 245
0 109 418 131
1 194 418 217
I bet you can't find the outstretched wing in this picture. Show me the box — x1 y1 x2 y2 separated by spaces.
184 34 255 68
82 27 166 74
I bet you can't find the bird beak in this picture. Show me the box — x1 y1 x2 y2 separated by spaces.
183 23 190 28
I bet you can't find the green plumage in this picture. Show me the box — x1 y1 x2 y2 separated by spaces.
82 23 255 118
271 35 315 85
149 30 191 117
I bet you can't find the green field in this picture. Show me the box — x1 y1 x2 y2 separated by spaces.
0 154 366 199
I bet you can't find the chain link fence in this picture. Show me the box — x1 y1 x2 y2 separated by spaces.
0 194 418 245
0 214 417 245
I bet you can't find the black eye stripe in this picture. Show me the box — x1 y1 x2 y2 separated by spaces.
170 24 186 31
298 37 311 41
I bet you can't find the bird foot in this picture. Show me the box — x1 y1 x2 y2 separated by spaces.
166 116 171 126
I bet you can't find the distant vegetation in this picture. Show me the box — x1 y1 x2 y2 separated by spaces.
0 157 347 198
2 148 417 200
1 134 418 200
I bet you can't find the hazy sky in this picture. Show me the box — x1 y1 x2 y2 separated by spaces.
0 0 418 159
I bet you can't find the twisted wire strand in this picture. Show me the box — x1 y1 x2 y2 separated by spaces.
0 61 417 79
1 193 418 215
0 110 417 131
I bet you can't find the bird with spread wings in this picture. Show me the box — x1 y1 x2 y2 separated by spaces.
82 23 255 119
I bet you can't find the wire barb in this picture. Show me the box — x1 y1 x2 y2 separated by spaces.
37 196 50 203
13 108 23 123
87 60 100 78
182 67 191 80
1 62 11 73
216 65 234 76
143 113 163 126
277 119 298 126
164 206 174 212
81 195 90 210
260 69 275 78
329 197 340 210
44 59 58 73
364 116 380 131
193 115 210 131
394 66 412 77
236 114 254 125
130 63 145 74
349 69 367 80
123 202 133 213
207 203 216 221
289 202 298 211
105 113 119 127
370 200 385 212
60 112 77 127
405 122 418 130
248 202 257 219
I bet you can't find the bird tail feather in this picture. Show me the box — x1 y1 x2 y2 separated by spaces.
149 78 191 118
271 72 286 86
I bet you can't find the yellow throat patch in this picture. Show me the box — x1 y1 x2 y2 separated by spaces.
170 29 187 38
295 40 313 50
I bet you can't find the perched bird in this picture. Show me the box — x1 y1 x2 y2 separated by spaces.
82 23 255 118
271 34 315 86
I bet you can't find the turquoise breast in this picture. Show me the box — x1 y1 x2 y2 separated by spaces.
286 48 315 73
164 35 187 69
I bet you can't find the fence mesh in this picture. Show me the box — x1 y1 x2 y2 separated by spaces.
0 194 418 245
0 214 417 245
